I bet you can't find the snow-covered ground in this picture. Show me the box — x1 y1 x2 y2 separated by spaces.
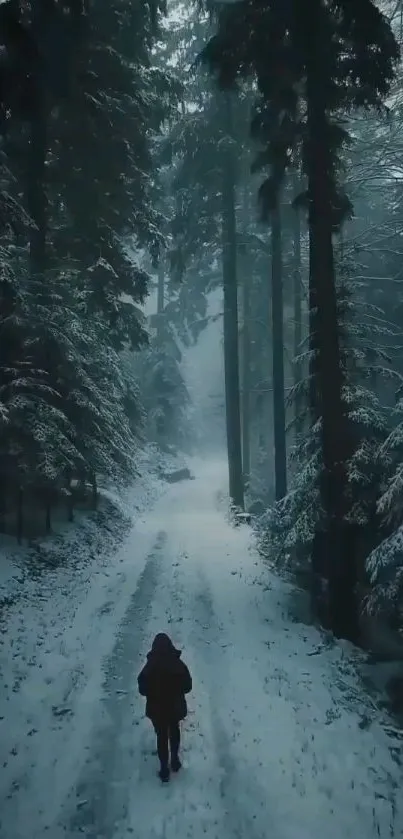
1 456 403 839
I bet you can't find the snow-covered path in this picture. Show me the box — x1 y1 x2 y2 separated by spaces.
2 459 403 839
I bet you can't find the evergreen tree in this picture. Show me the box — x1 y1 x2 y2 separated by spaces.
202 0 399 640
49 0 169 349
0 0 171 535
258 251 398 620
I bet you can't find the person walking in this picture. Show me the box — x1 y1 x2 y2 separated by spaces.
138 632 192 782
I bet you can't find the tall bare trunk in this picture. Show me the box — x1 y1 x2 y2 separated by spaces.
155 259 166 439
241 188 251 487
305 0 357 641
157 260 165 344
292 188 303 441
27 0 47 278
271 195 287 501
28 108 47 275
222 93 244 510
241 267 251 486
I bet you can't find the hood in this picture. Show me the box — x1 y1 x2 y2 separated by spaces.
147 632 181 661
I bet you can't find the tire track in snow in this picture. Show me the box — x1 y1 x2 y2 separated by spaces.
189 566 267 839
58 530 167 839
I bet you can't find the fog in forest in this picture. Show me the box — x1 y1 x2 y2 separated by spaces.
1 2 403 838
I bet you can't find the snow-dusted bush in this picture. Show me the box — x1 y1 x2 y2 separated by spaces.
365 527 403 630
364 396 403 626
257 420 321 570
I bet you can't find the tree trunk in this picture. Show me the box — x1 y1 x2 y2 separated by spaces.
221 92 244 510
27 17 49 545
67 492 74 522
27 3 48 276
308 235 320 423
92 473 98 509
45 501 51 534
27 109 47 274
157 259 165 344
240 188 251 488
248 268 264 485
241 265 251 486
305 5 358 641
65 470 74 522
292 187 303 441
271 196 287 501
155 259 166 440
17 487 23 544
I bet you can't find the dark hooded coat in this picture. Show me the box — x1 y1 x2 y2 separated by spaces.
137 633 192 725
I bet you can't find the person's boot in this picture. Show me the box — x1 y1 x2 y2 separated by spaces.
158 765 170 783
171 755 182 773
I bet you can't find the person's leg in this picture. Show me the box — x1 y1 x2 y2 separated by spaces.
169 721 181 771
154 724 170 780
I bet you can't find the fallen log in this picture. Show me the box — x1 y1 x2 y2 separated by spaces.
163 467 194 484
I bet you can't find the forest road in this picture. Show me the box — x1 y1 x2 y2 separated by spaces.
35 458 403 839
58 457 269 839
